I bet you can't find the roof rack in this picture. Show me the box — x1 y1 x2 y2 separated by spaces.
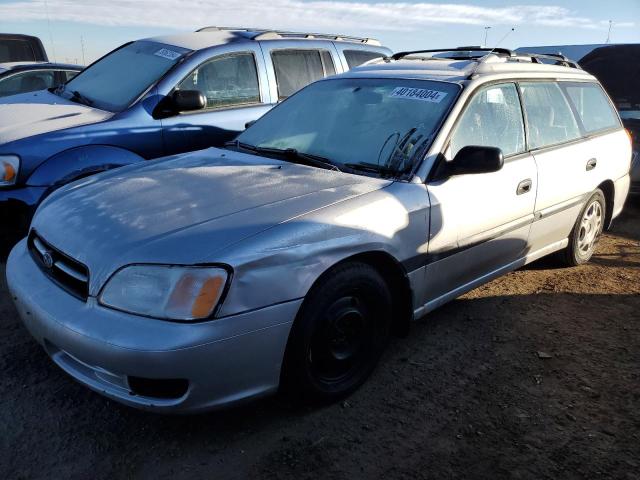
196 26 381 45
525 52 581 69
391 47 515 61
389 46 581 70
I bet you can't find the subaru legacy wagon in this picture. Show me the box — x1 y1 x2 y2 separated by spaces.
7 47 631 412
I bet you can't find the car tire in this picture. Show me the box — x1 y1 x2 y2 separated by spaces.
281 261 392 404
560 189 606 267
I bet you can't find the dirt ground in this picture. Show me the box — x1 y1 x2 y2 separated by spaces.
1 200 638 480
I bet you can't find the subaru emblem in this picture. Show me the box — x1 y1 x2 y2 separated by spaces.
42 251 54 269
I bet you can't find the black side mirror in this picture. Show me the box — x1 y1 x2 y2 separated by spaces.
245 119 257 129
448 145 504 176
171 90 206 112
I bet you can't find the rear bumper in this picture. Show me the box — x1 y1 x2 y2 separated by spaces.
7 239 301 413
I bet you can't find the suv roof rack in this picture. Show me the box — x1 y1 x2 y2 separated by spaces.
390 46 581 69
391 47 515 60
196 26 381 45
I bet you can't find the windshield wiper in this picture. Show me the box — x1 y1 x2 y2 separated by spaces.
70 90 93 106
253 146 340 172
224 141 340 171
344 162 402 177
224 140 259 153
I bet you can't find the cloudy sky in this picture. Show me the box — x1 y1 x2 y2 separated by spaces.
0 0 638 64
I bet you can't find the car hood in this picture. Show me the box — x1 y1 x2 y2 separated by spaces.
32 149 390 292
0 90 112 145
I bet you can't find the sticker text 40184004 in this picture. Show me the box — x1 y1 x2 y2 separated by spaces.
390 87 447 103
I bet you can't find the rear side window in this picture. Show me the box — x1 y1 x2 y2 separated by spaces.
344 50 384 68
62 70 79 82
0 70 55 97
271 49 335 99
450 83 525 157
563 82 620 134
178 52 261 109
0 39 36 62
519 82 581 149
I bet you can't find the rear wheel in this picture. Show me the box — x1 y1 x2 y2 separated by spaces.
281 262 392 403
560 189 605 266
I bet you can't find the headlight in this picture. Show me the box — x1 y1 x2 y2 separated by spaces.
0 155 19 187
99 265 229 320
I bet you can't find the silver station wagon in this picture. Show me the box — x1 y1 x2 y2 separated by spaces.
7 47 632 412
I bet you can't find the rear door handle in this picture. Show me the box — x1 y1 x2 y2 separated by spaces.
586 158 597 171
517 178 532 195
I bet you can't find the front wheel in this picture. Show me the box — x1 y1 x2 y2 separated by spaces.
281 262 392 404
560 189 605 266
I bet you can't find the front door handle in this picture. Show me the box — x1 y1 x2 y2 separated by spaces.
517 178 532 195
586 158 597 171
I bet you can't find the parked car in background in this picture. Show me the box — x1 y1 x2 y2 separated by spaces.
0 27 391 249
0 62 81 98
517 43 640 195
7 47 630 412
0 33 48 63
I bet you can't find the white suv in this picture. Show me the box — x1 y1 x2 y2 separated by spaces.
7 47 632 412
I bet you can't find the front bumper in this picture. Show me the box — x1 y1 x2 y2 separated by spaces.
6 239 301 413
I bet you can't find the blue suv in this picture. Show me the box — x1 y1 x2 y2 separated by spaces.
0 27 390 248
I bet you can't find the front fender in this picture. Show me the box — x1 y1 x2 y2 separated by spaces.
216 182 431 317
26 145 146 187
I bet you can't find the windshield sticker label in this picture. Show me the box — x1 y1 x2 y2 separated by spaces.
390 87 447 103
154 48 181 61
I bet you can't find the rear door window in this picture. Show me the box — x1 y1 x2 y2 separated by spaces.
344 50 384 68
178 52 261 109
450 83 525 157
271 49 335 99
563 82 620 134
519 82 581 149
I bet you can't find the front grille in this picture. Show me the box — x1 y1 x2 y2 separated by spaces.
28 231 89 300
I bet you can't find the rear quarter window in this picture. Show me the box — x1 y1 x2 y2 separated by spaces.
563 82 621 134
343 50 384 68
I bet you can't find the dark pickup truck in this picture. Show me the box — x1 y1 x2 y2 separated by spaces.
0 33 48 63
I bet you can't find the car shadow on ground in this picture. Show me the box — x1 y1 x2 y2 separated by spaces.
1 286 638 479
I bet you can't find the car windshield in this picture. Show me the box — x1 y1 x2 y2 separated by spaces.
235 78 460 177
57 40 190 112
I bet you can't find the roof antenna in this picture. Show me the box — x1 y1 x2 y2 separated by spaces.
466 27 515 80
605 20 613 44
489 27 515 55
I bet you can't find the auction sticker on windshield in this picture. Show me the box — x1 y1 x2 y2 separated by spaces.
390 87 447 103
154 48 182 61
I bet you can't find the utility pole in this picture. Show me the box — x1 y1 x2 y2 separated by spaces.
605 20 613 44
80 35 86 65
483 26 491 47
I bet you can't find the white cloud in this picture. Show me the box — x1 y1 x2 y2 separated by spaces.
0 0 634 32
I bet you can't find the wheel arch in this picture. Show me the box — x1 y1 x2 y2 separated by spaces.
302 250 413 337
26 144 146 188
597 180 615 230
